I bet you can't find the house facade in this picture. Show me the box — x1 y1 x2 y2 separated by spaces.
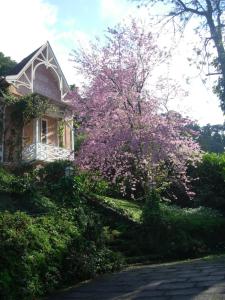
0 42 74 164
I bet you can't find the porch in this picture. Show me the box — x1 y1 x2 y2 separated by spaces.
22 114 74 163
22 142 74 162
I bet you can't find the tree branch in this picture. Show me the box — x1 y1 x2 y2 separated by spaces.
176 0 206 16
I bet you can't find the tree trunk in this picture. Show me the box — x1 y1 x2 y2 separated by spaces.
206 11 225 109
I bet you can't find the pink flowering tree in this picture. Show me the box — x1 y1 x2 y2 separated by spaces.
71 20 201 198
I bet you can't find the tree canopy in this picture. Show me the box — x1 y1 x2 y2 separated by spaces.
134 0 225 112
71 20 201 197
0 52 16 76
196 123 225 153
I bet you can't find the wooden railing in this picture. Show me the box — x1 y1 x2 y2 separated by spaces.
22 143 74 162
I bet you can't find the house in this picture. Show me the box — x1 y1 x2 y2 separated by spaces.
0 41 74 164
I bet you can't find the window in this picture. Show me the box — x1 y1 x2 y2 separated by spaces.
41 119 47 144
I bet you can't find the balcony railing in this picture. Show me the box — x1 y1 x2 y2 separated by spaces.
22 143 74 162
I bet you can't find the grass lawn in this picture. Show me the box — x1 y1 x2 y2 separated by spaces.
94 195 222 225
95 195 143 223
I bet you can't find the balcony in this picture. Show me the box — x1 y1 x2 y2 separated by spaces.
22 142 74 162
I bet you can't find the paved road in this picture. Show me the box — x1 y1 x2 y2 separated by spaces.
49 257 225 300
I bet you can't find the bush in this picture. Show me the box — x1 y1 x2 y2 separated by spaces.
0 162 109 212
0 210 123 300
39 163 109 205
142 189 161 226
36 161 84 206
0 167 15 193
139 202 225 258
38 160 74 185
0 168 56 214
190 152 225 213
76 171 109 195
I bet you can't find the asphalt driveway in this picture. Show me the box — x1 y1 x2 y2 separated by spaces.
49 257 225 300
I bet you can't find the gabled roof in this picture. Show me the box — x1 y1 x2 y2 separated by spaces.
5 41 70 100
7 47 41 76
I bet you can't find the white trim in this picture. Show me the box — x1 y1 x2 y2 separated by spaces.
22 142 73 162
24 72 32 85
5 41 70 101
16 82 31 90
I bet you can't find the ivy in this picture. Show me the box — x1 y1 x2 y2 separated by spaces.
1 92 51 161
58 120 65 147
3 92 50 126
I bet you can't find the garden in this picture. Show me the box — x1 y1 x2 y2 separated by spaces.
1 6 225 299
1 151 225 299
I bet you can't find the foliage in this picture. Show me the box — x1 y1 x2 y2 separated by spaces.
4 92 50 126
0 162 108 212
74 132 87 152
2 92 50 161
0 210 123 300
142 189 161 225
76 171 109 195
0 52 16 76
37 161 84 206
199 124 225 153
139 201 225 258
57 120 65 147
1 159 225 299
98 193 225 262
134 0 225 111
38 160 74 186
189 152 225 214
71 20 201 198
191 123 225 153
0 166 56 214
0 167 15 193
96 195 143 222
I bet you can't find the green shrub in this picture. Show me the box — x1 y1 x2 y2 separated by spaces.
0 210 123 300
142 189 161 226
36 161 84 206
39 165 109 205
96 195 143 222
190 152 225 213
0 167 15 193
0 170 56 214
75 171 109 196
38 160 74 185
45 176 84 206
0 211 75 299
139 202 225 258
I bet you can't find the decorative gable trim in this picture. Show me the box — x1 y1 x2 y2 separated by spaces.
6 41 70 101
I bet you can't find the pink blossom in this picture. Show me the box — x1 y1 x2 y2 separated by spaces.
71 20 201 196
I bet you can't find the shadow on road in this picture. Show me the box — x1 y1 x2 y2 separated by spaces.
48 257 225 300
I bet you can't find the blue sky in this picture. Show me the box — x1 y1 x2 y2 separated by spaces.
48 0 104 33
0 0 224 125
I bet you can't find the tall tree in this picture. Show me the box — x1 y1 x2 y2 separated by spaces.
0 52 16 76
195 123 225 153
71 21 201 198
134 0 225 112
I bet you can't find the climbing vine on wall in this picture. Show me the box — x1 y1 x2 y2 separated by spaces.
2 92 50 161
58 120 65 147
4 92 50 126
57 118 74 148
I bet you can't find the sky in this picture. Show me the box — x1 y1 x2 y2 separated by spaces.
0 0 224 125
